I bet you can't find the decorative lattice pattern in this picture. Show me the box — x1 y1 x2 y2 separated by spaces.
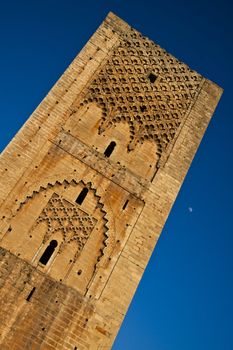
81 29 203 156
37 193 97 255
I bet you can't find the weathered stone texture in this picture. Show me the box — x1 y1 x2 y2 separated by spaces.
0 12 222 350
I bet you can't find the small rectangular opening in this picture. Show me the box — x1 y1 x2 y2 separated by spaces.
26 287 36 302
104 141 116 158
76 188 88 205
148 73 157 83
122 199 129 210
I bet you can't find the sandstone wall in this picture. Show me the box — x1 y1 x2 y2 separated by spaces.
0 12 222 350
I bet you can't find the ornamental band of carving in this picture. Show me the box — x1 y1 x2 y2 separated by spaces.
37 193 97 255
80 28 203 162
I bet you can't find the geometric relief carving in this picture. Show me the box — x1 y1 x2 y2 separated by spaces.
80 29 203 160
37 193 97 261
10 178 110 280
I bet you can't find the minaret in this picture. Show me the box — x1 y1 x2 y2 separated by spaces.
0 12 222 350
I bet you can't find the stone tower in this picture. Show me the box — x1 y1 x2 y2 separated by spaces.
0 12 222 350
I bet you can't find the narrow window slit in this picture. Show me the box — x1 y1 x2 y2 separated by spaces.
104 141 116 158
76 188 88 205
26 287 36 302
122 199 129 210
148 73 157 83
39 240 58 265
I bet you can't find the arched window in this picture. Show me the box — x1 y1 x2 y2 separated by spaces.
104 141 116 158
76 187 88 205
39 240 58 265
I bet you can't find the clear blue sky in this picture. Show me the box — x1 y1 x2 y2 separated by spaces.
0 1 232 349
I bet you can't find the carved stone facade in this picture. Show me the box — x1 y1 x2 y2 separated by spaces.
0 12 222 350
82 29 202 160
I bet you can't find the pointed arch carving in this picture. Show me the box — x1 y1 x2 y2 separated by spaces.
73 28 203 167
6 178 113 273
